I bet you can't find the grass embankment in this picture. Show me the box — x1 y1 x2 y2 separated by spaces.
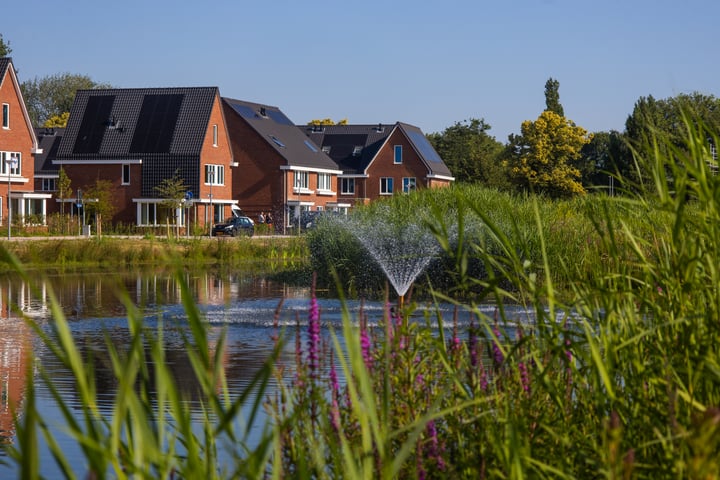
0 235 309 272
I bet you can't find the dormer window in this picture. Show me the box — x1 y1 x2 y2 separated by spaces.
352 146 363 157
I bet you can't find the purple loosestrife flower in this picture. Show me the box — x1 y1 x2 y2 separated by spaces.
307 294 321 381
492 323 504 367
469 320 478 368
425 420 446 472
360 328 373 371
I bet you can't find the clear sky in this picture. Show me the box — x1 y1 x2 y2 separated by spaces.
3 0 718 142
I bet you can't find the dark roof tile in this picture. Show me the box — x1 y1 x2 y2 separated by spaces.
223 98 340 171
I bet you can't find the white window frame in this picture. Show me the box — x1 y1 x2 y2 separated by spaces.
380 177 394 195
294 171 310 192
340 177 355 195
2 104 8 129
205 164 225 185
402 177 416 193
317 172 332 192
1 152 21 175
139 202 157 226
212 124 218 147
122 164 130 185
352 146 363 157
394 145 403 164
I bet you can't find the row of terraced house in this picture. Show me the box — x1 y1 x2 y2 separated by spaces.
1 57 454 234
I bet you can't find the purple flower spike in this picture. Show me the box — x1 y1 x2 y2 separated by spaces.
361 328 372 371
492 324 504 366
307 295 321 380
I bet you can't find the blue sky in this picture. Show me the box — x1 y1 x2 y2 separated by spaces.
3 0 718 142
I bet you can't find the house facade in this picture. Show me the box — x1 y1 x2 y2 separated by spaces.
54 87 235 231
0 57 50 227
222 98 344 232
300 122 454 207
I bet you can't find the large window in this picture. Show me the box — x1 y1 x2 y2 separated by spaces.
1 152 20 175
2 104 8 128
340 178 355 195
205 164 224 185
394 145 403 164
294 171 309 190
317 173 331 191
380 177 394 195
140 202 157 226
122 164 130 185
402 177 416 193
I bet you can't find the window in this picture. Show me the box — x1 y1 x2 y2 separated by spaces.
122 164 130 185
380 177 393 195
205 164 224 185
42 178 56 191
212 124 218 147
294 171 309 190
394 145 403 164
321 146 331 154
352 146 363 157
402 177 416 193
1 152 20 175
317 173 331 191
341 178 355 195
2 104 8 129
304 139 318 152
270 135 286 148
140 203 157 226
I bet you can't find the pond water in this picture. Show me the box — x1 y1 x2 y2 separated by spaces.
0 269 537 477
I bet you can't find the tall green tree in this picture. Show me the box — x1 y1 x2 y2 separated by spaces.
426 118 507 187
576 130 630 192
0 34 11 57
20 73 112 127
544 77 564 117
624 92 720 192
505 110 590 197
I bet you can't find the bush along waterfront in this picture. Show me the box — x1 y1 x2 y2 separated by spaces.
3 112 720 477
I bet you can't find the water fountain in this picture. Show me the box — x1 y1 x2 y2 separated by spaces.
338 206 444 305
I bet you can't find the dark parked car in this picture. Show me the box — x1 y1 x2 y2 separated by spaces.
211 216 254 237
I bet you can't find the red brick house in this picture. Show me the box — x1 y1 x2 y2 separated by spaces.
54 87 235 230
0 57 50 226
222 98 344 232
300 122 454 207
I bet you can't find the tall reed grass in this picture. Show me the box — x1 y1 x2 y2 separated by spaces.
3 113 720 478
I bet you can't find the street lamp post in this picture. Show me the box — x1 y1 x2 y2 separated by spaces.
7 153 18 240
208 170 214 236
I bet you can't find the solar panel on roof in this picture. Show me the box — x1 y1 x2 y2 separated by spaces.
229 103 258 120
130 94 184 154
73 95 115 154
407 130 443 163
267 109 294 126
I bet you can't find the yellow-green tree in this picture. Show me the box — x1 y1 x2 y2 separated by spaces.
44 112 70 128
506 110 590 197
